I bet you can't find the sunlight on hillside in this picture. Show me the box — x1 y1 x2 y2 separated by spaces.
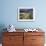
20 13 33 19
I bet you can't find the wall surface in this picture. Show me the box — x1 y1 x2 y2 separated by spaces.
0 0 46 30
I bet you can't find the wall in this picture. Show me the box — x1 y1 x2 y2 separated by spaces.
0 0 46 30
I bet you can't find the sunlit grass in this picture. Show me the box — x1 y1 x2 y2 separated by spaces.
19 13 33 19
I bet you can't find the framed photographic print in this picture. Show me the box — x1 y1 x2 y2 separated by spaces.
18 7 35 21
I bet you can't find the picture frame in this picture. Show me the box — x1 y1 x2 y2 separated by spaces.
18 7 35 21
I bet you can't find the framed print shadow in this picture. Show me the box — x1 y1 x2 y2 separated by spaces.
18 7 35 21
